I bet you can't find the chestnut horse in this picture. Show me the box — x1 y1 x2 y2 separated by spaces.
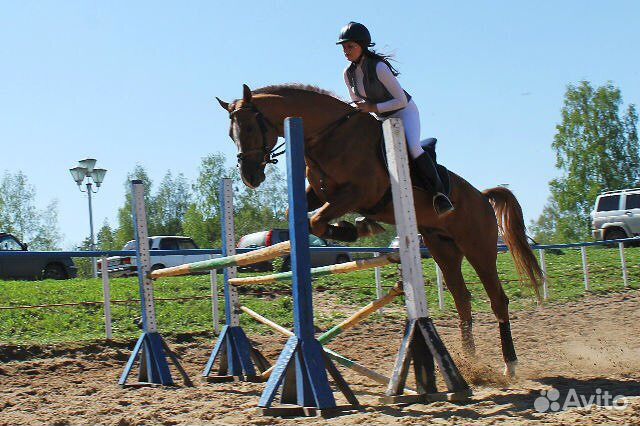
217 84 543 377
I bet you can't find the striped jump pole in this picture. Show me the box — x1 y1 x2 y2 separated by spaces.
149 240 291 279
241 304 416 395
202 178 271 382
118 180 191 387
381 118 470 404
258 282 404 379
229 253 400 286
258 117 357 416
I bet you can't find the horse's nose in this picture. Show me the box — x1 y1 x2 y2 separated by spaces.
240 160 265 188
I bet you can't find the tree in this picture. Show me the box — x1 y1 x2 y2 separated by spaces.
30 200 63 250
151 171 191 236
0 171 62 249
114 165 153 248
234 165 288 238
0 171 38 241
182 153 237 247
96 219 118 250
532 81 639 242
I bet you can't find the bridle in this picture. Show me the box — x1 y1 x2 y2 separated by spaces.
229 105 285 166
229 102 360 167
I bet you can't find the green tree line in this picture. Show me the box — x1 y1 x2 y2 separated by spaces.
98 153 290 250
531 81 639 243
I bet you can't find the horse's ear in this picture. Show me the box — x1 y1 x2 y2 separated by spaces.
216 97 230 111
242 84 252 102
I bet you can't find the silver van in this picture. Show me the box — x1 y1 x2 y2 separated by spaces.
591 188 640 241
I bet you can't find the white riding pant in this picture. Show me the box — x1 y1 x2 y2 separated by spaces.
375 99 423 159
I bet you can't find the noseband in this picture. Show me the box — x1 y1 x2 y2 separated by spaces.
229 105 285 166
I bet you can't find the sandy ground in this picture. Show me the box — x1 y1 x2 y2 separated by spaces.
1 290 639 425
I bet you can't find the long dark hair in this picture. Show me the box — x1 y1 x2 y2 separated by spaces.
356 41 400 76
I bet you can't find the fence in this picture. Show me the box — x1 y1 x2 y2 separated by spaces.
0 237 638 340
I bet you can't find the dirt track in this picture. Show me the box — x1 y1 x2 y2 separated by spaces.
1 290 639 425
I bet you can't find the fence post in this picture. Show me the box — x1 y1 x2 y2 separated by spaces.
210 262 219 334
538 249 548 300
374 252 384 314
436 264 445 310
101 256 113 340
619 242 629 287
580 246 590 291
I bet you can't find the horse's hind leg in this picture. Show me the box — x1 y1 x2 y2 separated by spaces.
420 229 476 355
463 246 517 377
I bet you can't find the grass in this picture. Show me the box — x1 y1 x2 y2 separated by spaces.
0 245 638 345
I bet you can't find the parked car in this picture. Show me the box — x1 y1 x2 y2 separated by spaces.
0 233 77 280
388 234 431 258
591 188 640 243
98 236 214 277
237 229 352 272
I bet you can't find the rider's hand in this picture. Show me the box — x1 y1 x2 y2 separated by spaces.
356 101 378 113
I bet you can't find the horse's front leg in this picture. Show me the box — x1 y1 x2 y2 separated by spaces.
308 187 360 242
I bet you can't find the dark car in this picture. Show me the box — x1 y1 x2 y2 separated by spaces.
0 233 77 280
237 229 352 272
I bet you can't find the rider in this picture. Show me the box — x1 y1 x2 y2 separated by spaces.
337 21 453 215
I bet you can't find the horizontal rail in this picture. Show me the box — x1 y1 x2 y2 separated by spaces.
229 254 400 286
0 237 637 258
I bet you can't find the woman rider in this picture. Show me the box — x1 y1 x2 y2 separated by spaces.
337 21 453 215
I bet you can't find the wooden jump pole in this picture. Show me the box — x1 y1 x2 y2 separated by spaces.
149 241 291 279
229 253 400 286
241 305 416 395
318 282 403 343
257 283 403 378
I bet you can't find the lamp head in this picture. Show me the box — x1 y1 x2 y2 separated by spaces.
69 166 87 185
90 168 107 187
78 158 97 173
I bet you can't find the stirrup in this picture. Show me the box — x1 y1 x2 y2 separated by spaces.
433 193 454 215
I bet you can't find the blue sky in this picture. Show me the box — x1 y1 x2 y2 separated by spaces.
1 1 639 248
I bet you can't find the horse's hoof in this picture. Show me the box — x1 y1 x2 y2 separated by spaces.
503 360 518 378
459 320 476 356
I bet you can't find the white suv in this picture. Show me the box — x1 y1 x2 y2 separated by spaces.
591 188 640 241
98 236 214 277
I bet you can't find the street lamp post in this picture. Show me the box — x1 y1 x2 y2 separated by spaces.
69 159 107 278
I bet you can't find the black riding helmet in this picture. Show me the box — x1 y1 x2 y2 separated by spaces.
336 21 375 46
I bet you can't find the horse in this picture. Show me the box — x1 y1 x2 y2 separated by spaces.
216 83 543 377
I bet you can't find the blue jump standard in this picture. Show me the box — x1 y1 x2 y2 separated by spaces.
258 118 358 416
119 180 191 387
202 178 270 382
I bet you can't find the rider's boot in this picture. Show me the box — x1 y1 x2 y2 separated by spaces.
413 152 454 215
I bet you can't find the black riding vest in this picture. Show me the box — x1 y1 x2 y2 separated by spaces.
346 56 412 117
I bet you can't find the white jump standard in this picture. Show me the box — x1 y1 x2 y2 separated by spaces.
118 180 192 387
381 118 471 403
201 178 271 382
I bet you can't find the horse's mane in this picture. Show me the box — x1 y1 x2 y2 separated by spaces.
253 84 345 102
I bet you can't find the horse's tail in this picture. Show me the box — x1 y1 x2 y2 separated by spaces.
483 186 543 301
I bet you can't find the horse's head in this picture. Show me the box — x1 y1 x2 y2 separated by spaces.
217 84 280 189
